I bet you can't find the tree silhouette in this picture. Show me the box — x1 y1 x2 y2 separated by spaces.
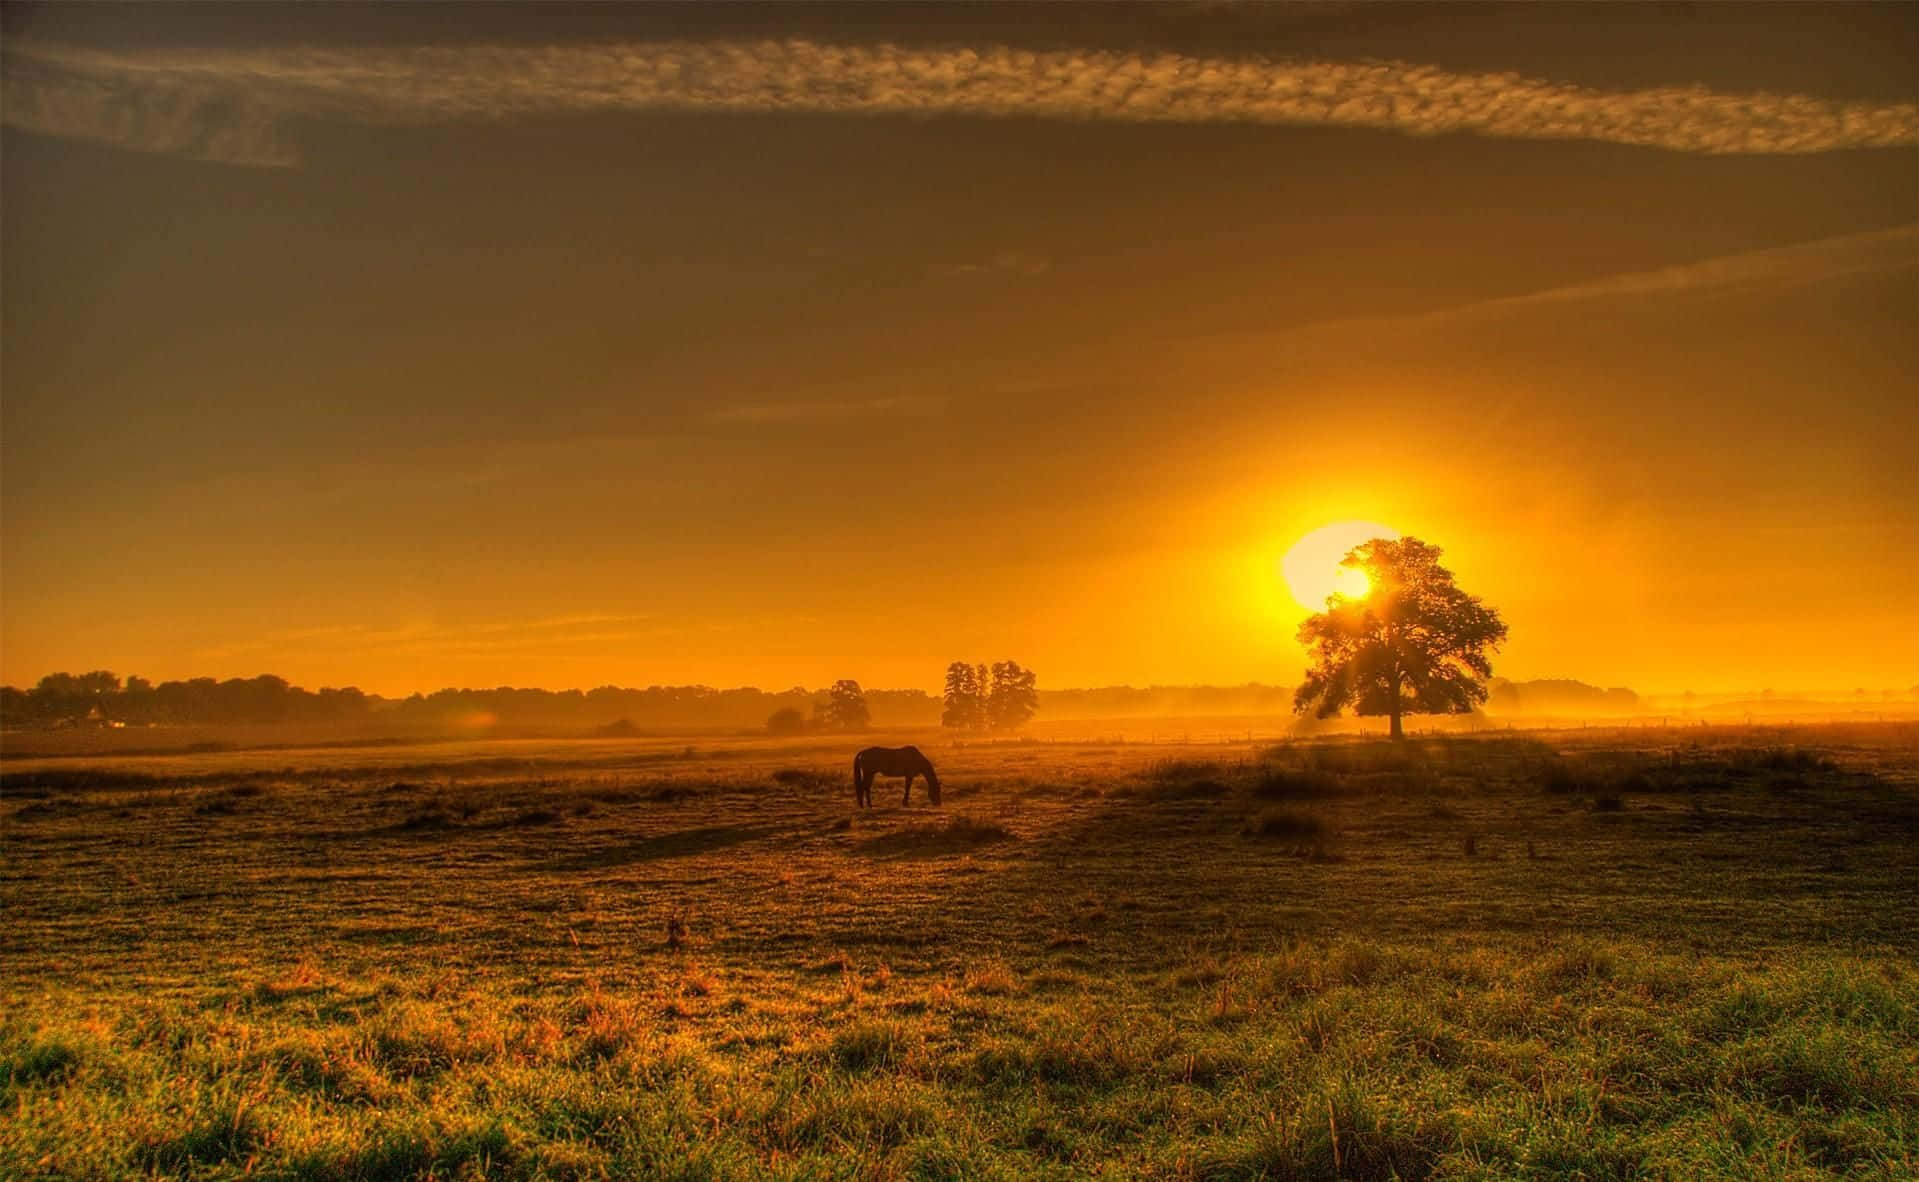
941 661 985 729
1293 536 1507 740
987 660 1039 732
821 679 870 731
766 706 808 736
76 671 122 696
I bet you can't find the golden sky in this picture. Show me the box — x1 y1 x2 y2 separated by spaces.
4 3 1916 697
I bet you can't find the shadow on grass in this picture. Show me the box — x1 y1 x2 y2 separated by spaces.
542 823 784 870
932 734 1919 964
857 815 1015 860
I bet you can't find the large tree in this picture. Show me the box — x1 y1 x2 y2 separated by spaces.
942 660 1040 732
941 661 985 730
986 661 1039 732
820 679 871 731
1293 536 1507 740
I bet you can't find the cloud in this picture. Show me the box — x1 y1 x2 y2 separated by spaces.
932 251 1052 279
196 613 665 664
6 38 1916 166
706 394 946 425
1346 221 1919 330
0 52 300 167
1462 222 1919 311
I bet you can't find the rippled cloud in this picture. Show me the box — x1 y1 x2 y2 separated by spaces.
6 37 1916 166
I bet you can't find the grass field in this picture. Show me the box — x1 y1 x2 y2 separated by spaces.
3 724 1916 1179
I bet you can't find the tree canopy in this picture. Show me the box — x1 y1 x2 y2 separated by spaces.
820 679 871 731
1293 536 1507 739
942 660 1039 732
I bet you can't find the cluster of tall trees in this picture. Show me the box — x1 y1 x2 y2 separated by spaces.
941 661 1039 732
767 668 1047 736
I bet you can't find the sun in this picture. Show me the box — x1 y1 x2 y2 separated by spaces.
1281 520 1400 611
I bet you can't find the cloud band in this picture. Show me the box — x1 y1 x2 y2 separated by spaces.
6 38 1918 166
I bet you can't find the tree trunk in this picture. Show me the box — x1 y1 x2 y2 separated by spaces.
1387 652 1405 740
1385 623 1405 741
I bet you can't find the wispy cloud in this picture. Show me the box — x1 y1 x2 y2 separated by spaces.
1461 222 1919 312
1163 222 1919 368
6 38 1916 166
1 52 300 166
706 394 946 425
196 613 665 664
932 251 1053 279
1342 222 1919 331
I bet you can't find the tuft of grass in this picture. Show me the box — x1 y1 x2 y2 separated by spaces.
772 767 836 792
1147 760 1233 799
859 814 1013 856
1244 808 1326 840
136 1098 268 1176
1197 1074 1453 1182
1729 747 1836 775
964 959 1021 996
1253 768 1340 800
3 1035 86 1089
828 1020 914 1072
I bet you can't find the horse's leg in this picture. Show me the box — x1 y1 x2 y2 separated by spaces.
902 773 913 807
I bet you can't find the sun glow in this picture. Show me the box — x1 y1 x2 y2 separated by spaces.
1281 520 1399 611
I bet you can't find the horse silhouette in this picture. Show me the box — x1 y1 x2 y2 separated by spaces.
852 745 942 808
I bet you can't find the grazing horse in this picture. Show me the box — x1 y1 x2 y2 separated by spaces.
853 745 942 807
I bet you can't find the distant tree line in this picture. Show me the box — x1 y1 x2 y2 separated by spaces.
766 679 874 733
941 661 1039 732
2 664 1657 734
1039 683 1297 718
0 672 938 731
1483 678 1638 715
0 672 371 726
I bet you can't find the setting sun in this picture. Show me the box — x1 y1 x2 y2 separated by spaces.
1281 520 1400 611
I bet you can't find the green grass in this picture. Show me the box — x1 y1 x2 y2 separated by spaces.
3 724 1916 1178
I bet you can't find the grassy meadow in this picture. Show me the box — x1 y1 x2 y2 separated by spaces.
3 724 1917 1179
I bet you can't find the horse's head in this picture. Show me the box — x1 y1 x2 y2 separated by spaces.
924 768 942 804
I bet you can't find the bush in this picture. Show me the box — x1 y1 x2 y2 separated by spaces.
1729 747 1834 774
772 767 833 791
766 708 808 736
1253 769 1339 800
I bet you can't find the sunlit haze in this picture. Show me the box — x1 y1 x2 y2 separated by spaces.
4 3 1916 699
1281 521 1400 612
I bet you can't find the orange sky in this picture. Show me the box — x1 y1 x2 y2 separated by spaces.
4 4 1916 698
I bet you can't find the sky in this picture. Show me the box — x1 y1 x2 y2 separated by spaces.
3 2 1916 698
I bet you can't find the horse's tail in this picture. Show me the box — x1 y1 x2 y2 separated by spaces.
852 750 863 785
